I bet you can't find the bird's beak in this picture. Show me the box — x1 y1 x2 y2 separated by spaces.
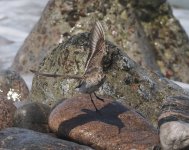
75 80 82 91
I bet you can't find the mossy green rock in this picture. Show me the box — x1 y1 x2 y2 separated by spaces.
30 32 188 127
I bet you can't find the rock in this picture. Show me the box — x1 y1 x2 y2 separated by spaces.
30 32 188 126
139 2 189 82
49 94 159 150
0 127 94 150
0 98 16 130
158 96 189 150
13 102 50 133
0 69 29 102
11 0 189 83
13 101 30 109
160 121 189 150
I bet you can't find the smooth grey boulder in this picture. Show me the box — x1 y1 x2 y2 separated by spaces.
159 96 189 150
0 127 94 150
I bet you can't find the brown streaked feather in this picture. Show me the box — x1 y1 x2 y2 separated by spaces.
30 69 82 80
84 21 106 73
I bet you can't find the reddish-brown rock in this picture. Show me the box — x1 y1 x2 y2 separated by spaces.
0 69 29 102
49 94 159 150
0 98 16 130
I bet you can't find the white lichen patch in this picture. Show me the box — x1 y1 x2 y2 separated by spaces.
58 34 64 44
7 88 21 101
61 82 70 94
60 79 76 96
0 89 3 92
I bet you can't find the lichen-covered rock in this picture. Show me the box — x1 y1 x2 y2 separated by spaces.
11 0 159 73
30 32 188 127
11 0 189 83
0 98 16 130
13 102 50 133
0 127 94 150
138 1 189 82
49 94 159 150
0 69 29 102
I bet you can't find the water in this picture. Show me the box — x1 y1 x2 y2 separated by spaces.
0 0 48 70
172 8 189 35
168 0 189 9
0 0 189 90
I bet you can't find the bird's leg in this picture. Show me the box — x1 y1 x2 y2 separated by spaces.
94 92 104 102
89 94 99 112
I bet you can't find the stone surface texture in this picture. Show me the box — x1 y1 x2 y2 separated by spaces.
0 69 29 102
0 127 94 150
158 96 189 150
49 94 159 150
0 98 16 130
11 0 189 84
13 102 50 133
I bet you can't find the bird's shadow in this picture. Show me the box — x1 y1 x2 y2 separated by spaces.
58 101 128 139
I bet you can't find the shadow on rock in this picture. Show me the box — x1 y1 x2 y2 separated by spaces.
49 94 159 150
58 101 126 137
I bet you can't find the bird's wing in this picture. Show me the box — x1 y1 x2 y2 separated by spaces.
84 21 106 73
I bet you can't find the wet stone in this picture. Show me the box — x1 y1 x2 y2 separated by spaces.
49 94 159 150
0 127 94 150
0 69 29 102
0 98 16 130
13 102 50 133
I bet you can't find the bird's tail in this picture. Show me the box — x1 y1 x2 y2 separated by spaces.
30 69 83 80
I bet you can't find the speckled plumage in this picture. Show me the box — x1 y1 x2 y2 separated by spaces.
76 21 106 112
76 21 106 93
